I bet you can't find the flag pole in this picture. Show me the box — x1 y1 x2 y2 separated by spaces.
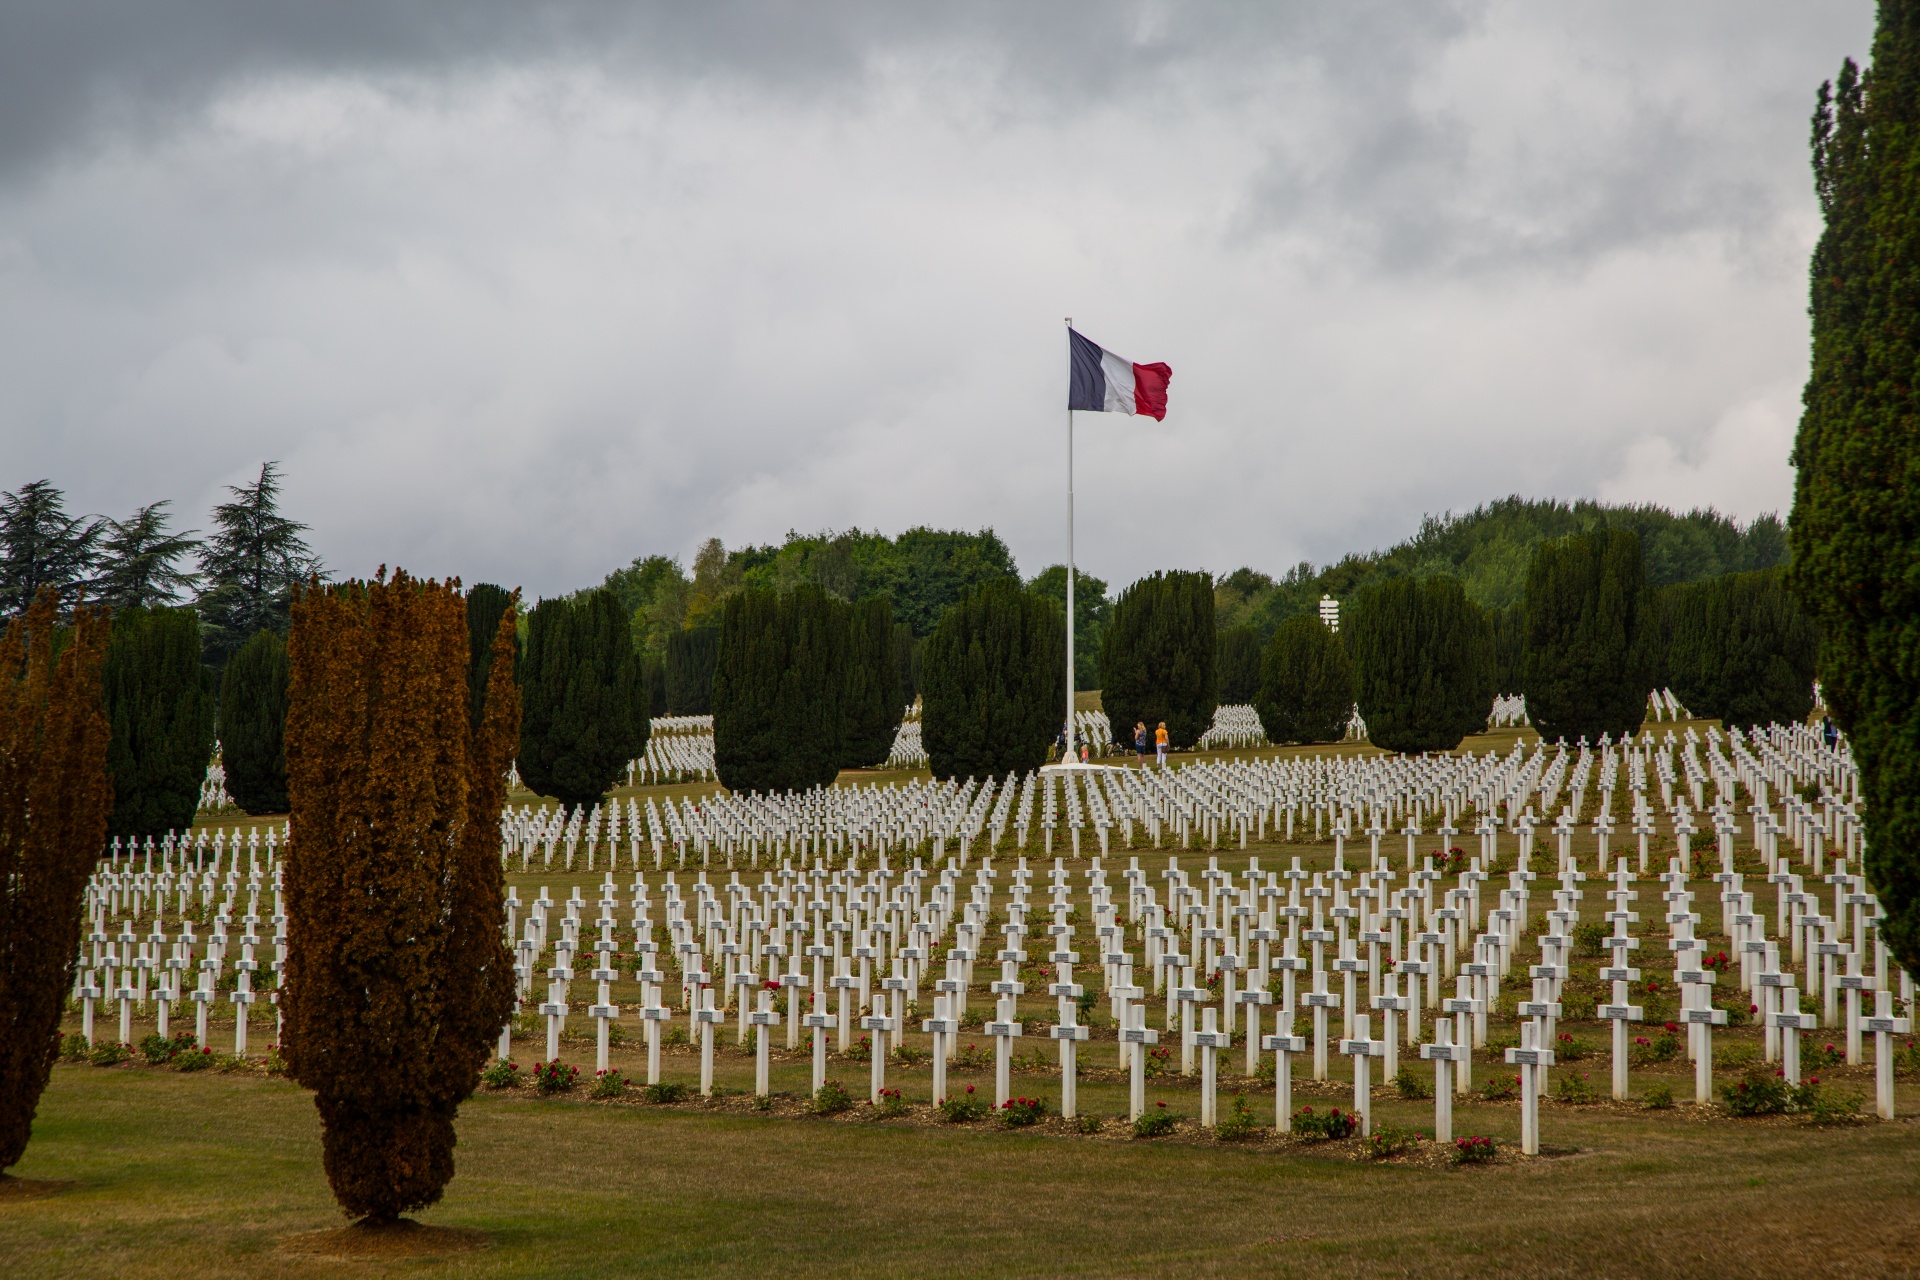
1065 317 1076 763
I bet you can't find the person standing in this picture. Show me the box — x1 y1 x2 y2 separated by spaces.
1134 721 1148 765
1154 721 1169 767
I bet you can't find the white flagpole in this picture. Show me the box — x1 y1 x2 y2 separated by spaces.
1065 317 1076 762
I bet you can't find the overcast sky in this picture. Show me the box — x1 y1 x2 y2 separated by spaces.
0 2 1877 598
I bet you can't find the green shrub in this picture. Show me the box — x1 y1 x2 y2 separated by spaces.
480 1058 520 1090
1553 1071 1601 1105
1553 1033 1593 1062
1076 1113 1104 1135
877 1088 909 1118
89 1042 130 1067
643 1081 690 1105
1291 1105 1358 1140
1364 1124 1423 1159
939 1087 990 1123
175 1044 216 1072
1799 1080 1864 1125
1133 1106 1178 1138
590 1069 627 1100
1801 1037 1845 1070
1452 1135 1497 1165
999 1095 1047 1127
1642 1083 1675 1110
532 1060 579 1095
1720 1070 1795 1116
1214 1092 1261 1141
812 1080 854 1115
59 1034 89 1063
1480 1074 1520 1102
1572 922 1609 958
1391 1072 1432 1101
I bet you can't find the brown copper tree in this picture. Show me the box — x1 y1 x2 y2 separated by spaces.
0 590 112 1174
281 572 519 1221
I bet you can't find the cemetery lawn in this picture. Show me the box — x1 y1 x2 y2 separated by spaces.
6 1065 1920 1279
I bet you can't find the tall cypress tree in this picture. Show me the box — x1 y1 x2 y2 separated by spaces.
1794 7 1920 972
712 587 847 793
892 622 918 704
840 595 901 769
220 629 289 814
1254 614 1352 744
1100 571 1216 750
282 574 518 1223
1347 575 1493 754
776 585 848 788
104 605 217 837
518 589 648 810
0 591 112 1176
465 583 516 738
1522 530 1649 742
1216 626 1263 704
713 589 786 792
665 626 719 714
640 653 668 719
921 579 1064 780
1665 568 1819 732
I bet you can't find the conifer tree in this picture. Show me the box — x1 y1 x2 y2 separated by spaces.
892 622 918 704
281 573 519 1222
921 579 1063 779
518 589 648 810
220 629 289 814
465 584 516 738
1254 614 1352 744
1216 626 1263 704
774 585 849 788
1346 575 1493 754
713 589 786 792
0 590 112 1174
196 462 323 665
92 502 200 611
1100 571 1216 750
840 595 901 769
1793 6 1920 971
665 626 719 714
1522 530 1649 742
0 482 99 619
640 653 667 718
712 587 850 792
103 605 216 837
1664 568 1819 732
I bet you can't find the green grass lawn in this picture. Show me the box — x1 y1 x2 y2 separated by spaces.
4 1063 1918 1279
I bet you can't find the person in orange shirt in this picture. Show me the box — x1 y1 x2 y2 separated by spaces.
1154 721 1169 766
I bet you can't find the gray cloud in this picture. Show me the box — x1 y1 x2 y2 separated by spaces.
0 2 1879 599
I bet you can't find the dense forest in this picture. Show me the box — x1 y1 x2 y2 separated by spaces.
1215 498 1788 641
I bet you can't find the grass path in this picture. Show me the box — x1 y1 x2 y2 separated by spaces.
4 1066 1919 1278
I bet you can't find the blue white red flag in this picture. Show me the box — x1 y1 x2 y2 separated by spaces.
1068 329 1171 421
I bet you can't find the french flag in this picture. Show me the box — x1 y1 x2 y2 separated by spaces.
1068 329 1171 421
